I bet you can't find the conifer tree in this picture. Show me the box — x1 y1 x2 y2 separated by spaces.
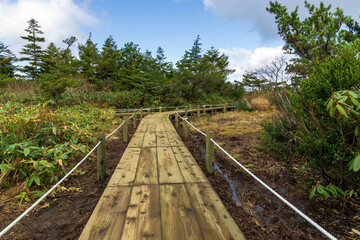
0 42 16 80
19 18 45 81
78 33 99 83
96 35 120 89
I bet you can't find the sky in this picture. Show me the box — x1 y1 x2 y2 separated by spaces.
1 0 360 81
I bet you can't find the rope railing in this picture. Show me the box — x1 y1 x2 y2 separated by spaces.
0 111 138 238
175 111 337 240
115 103 235 113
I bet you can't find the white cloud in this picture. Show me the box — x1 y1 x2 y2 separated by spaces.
203 0 360 40
0 0 97 55
220 46 286 81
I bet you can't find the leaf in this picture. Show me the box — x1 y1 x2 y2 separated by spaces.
0 164 15 174
52 126 57 135
33 176 40 185
336 104 349 118
326 98 333 111
348 154 360 172
24 148 30 157
310 186 316 199
350 96 360 106
58 159 63 167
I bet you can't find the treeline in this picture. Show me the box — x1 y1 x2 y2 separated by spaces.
0 19 243 106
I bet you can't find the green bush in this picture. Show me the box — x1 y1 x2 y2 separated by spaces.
262 42 360 193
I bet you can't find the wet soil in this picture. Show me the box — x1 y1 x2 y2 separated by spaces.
0 121 135 240
171 113 360 240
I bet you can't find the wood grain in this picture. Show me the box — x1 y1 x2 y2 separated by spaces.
121 185 161 240
157 147 184 184
160 184 204 240
172 146 208 183
79 186 132 240
107 148 141 186
185 183 246 240
134 148 158 185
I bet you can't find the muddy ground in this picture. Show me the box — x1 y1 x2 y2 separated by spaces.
172 110 360 240
1 111 359 240
0 122 135 240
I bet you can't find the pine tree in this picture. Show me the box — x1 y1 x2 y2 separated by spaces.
19 18 45 81
78 33 99 83
0 42 16 80
96 35 120 89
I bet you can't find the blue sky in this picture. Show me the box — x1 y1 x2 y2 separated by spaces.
1 0 360 80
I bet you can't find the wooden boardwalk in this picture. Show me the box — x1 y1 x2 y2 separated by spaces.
79 112 245 240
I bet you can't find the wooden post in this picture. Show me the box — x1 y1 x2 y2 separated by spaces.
97 134 106 180
206 131 214 174
203 105 206 114
175 108 179 128
185 107 188 118
123 117 128 143
182 121 188 138
197 106 200 118
133 114 137 129
223 104 226 113
159 107 162 112
140 107 143 120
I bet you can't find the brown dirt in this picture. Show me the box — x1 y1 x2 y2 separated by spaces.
0 120 135 240
172 111 360 240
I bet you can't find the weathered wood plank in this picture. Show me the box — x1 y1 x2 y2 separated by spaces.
157 147 184 184
121 185 161 240
163 121 185 147
128 131 145 148
146 119 156 132
160 184 204 240
156 131 170 147
79 186 132 240
143 131 157 147
185 183 246 240
108 148 141 186
172 146 208 183
156 118 166 132
134 148 158 185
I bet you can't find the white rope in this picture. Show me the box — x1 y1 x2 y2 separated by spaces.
178 114 337 240
175 111 207 136
105 111 137 139
0 141 101 238
0 111 138 238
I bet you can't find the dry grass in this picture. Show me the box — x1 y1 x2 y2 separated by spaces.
250 97 271 111
189 110 276 138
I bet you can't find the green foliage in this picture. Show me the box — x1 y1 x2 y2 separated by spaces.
0 41 16 79
236 101 253 112
309 184 348 200
19 18 45 81
0 101 119 199
267 1 358 77
326 90 360 172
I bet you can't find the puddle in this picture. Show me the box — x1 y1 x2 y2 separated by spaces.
197 142 265 216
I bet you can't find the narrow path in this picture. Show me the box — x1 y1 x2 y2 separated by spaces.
79 112 245 240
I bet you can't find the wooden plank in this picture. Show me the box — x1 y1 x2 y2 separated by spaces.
157 147 184 184
108 148 141 186
137 119 148 132
143 131 157 147
79 186 132 240
128 131 145 148
160 184 204 240
172 146 208 183
134 148 158 185
185 183 246 240
146 119 156 132
156 131 170 147
121 185 161 240
156 118 166 132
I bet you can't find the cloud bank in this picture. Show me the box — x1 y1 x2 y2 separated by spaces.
0 0 97 55
203 0 360 41
220 46 286 81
